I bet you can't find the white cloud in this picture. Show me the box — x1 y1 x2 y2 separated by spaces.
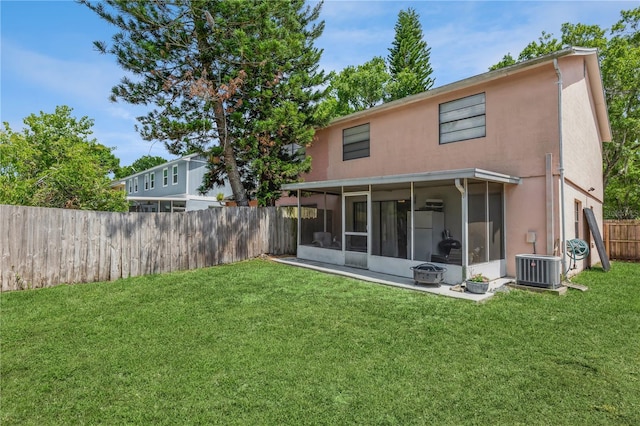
2 40 120 106
92 127 173 166
315 0 629 85
106 106 139 122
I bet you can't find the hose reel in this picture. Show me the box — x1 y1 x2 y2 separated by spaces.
566 239 590 270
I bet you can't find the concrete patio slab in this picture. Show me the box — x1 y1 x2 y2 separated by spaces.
272 257 513 302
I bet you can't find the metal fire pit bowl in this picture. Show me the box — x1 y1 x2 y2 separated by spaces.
410 263 446 286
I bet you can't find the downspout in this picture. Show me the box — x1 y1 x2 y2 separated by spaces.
554 58 568 276
455 178 468 280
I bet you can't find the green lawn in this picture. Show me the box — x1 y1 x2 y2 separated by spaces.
1 259 639 425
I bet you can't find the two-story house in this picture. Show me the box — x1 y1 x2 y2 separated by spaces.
281 47 611 284
113 154 232 212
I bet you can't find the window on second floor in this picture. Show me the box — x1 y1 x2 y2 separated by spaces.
343 123 370 161
150 172 155 189
163 168 168 187
134 177 139 193
439 92 486 144
128 179 132 194
144 174 149 191
172 164 179 185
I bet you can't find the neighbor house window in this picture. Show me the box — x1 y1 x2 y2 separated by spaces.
144 174 149 191
128 179 132 194
172 164 179 185
150 172 155 189
343 123 370 160
134 177 139 193
439 93 486 144
163 168 168 187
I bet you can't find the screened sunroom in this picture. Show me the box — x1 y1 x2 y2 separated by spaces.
282 169 520 284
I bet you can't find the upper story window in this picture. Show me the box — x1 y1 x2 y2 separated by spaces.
163 168 169 187
144 174 149 191
150 172 155 189
128 179 132 194
439 93 486 144
343 123 370 161
172 164 179 185
134 176 139 193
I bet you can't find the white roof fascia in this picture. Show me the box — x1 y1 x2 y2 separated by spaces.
328 47 598 128
126 194 219 202
582 51 612 142
116 153 202 181
126 196 189 202
282 168 521 192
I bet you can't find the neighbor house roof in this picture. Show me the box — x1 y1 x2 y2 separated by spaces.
110 153 204 187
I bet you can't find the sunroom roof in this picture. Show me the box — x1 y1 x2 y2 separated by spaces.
282 168 521 193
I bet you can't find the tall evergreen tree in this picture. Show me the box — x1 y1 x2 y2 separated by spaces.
81 0 328 206
387 8 434 101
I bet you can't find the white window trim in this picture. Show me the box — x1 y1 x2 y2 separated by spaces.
128 179 132 194
163 167 169 187
172 164 179 185
144 173 149 191
150 172 155 189
134 176 139 193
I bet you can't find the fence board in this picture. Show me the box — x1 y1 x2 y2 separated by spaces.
61 210 75 284
46 208 62 287
0 205 296 291
604 220 640 261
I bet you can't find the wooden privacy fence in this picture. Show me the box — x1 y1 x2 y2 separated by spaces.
1 205 297 291
604 220 640 261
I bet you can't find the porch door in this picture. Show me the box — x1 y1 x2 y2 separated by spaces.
344 192 369 269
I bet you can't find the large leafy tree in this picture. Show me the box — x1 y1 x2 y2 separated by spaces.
0 106 127 211
81 0 328 206
387 7 434 101
115 155 167 179
489 7 640 219
318 57 391 119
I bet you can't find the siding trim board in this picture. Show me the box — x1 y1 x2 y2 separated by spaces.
439 92 486 144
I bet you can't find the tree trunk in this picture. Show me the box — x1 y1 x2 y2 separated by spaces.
213 99 248 206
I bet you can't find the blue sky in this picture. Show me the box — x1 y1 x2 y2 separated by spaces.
1 0 631 167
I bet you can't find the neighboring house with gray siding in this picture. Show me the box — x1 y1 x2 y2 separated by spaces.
112 154 231 212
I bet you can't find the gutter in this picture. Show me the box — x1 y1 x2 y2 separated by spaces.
553 58 568 276
329 47 597 128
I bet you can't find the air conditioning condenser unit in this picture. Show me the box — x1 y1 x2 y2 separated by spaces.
515 254 562 289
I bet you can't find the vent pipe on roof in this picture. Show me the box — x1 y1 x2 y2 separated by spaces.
553 58 568 277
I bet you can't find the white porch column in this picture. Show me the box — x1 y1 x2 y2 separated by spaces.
456 178 469 280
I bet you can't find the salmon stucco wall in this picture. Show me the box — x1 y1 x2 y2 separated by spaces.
290 52 608 277
304 63 563 184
